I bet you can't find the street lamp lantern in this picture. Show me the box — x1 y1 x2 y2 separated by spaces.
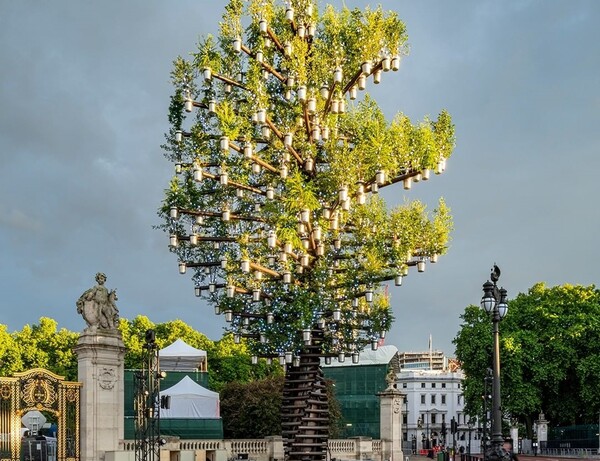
480 265 511 461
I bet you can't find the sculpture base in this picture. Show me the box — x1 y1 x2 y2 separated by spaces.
74 329 126 461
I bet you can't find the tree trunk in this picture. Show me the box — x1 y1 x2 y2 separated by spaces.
281 332 329 461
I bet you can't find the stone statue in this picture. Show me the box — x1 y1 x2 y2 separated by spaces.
76 273 119 330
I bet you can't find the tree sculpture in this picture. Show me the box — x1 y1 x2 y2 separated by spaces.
160 1 454 459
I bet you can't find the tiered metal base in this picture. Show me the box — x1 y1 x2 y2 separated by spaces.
281 339 329 461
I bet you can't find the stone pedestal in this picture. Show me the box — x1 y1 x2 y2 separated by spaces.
74 329 126 461
379 387 404 461
535 413 549 450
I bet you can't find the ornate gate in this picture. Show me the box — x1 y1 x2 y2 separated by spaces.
0 368 81 461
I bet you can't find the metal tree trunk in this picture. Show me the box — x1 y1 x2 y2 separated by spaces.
281 336 329 461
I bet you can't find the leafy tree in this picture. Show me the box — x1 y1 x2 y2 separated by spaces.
454 283 600 436
220 375 341 438
159 0 453 377
12 317 79 380
0 324 23 376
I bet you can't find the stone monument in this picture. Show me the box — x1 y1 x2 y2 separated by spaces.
378 367 404 461
74 273 126 461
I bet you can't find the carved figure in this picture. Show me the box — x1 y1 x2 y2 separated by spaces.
76 273 119 330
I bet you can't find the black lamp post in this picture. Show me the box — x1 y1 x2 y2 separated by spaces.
480 265 510 461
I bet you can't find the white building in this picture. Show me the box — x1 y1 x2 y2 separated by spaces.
398 367 479 453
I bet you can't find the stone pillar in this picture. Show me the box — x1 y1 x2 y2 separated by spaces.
74 329 126 461
535 413 549 452
379 387 404 461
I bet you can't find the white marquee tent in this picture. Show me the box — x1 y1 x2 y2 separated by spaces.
159 338 207 371
159 375 220 419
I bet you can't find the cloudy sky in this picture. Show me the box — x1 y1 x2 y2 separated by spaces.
1 1 598 355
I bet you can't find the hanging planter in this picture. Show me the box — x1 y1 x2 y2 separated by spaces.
175 163 182 174
316 243 324 256
284 41 292 57
222 207 230 221
431 254 438 263
391 55 401 71
178 262 186 274
221 256 227 268
253 288 261 301
361 61 372 76
338 99 346 113
262 125 271 139
251 355 258 365
300 208 311 223
382 56 391 72
338 185 348 202
224 310 233 322
376 170 386 185
283 270 292 284
169 206 179 219
422 169 431 180
373 69 382 84
193 163 203 182
321 125 330 141
260 334 267 344
333 308 341 321
331 99 339 114
286 75 295 88
320 84 329 99
365 289 374 303
341 199 350 211
202 67 212 81
417 259 426 272
195 286 201 297
243 142 253 158
209 283 216 293
256 108 266 124
371 340 379 351
175 130 182 143
297 85 307 102
306 3 313 16
284 132 293 148
414 172 422 182
220 136 230 152
303 328 312 343
280 164 288 179
338 352 345 363
266 186 275 199
241 258 250 273
266 312 274 324
352 352 360 364
394 274 403 286
297 24 305 39
256 50 264 63
349 85 358 100
267 230 277 248
220 169 228 186
189 233 198 246
252 163 261 174
333 67 343 84
325 356 332 365
311 126 321 142
403 177 412 190
185 98 193 113
312 225 322 242
208 99 216 114
259 18 268 36
304 157 314 171
333 238 341 250
358 75 366 90
284 241 293 253
307 24 315 37
233 37 242 53
285 6 294 22
307 97 316 114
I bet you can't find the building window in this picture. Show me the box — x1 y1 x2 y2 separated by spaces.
441 394 446 405
421 383 426 388
403 414 408 424
442 383 446 388
431 394 436 405
441 414 446 423
431 383 436 388
421 394 426 404
458 395 462 405
403 383 408 388
431 413 437 424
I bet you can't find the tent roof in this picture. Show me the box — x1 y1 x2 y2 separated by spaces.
159 339 207 371
160 375 218 399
